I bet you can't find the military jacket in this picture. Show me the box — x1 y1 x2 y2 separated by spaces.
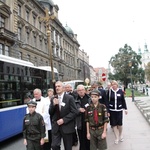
85 103 109 127
23 111 46 140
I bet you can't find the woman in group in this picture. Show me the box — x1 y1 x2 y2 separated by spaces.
107 80 128 144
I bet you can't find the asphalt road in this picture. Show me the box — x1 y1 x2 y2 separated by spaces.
1 133 79 150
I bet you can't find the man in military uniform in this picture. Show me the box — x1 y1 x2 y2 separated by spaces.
23 101 46 150
85 90 109 150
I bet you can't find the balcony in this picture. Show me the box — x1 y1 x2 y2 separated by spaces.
0 27 16 43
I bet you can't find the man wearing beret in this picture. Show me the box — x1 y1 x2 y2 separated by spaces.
23 101 46 150
85 90 109 150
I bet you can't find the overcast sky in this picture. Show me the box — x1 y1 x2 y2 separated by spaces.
54 0 150 68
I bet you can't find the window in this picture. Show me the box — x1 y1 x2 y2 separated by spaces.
0 15 5 27
0 44 3 54
56 49 59 56
18 27 21 40
26 32 30 44
18 52 22 59
26 10 29 22
40 39 42 49
33 36 36 47
33 15 36 26
35 57 37 66
0 44 9 55
39 22 41 30
5 46 9 56
18 4 21 16
27 54 30 62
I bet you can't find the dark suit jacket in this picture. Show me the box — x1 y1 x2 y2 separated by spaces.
49 93 78 134
98 88 109 112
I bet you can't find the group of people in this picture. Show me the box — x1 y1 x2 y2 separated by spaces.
23 80 128 150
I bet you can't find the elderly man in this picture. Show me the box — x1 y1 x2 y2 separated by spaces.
49 81 78 150
75 84 91 150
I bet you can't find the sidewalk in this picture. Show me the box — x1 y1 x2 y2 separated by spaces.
106 97 150 150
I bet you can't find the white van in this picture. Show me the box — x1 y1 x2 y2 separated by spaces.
63 80 84 90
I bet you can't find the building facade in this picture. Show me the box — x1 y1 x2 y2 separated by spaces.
0 0 90 82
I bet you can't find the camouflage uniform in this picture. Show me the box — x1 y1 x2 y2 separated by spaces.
85 103 109 150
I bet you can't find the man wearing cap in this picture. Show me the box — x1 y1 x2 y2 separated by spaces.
23 101 46 150
85 90 109 150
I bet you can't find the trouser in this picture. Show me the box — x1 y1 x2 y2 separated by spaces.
26 140 43 150
77 129 90 150
72 129 78 145
43 130 52 150
51 129 73 150
90 128 107 150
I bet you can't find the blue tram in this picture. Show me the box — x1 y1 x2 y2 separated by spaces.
0 55 59 142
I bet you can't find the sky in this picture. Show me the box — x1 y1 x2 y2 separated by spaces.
53 0 150 68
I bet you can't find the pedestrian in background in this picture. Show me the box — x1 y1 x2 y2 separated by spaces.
23 101 46 150
85 90 109 150
49 81 78 150
107 80 128 144
75 84 91 150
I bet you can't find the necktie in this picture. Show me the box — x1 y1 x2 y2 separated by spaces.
94 109 98 124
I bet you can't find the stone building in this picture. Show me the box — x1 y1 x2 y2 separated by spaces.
0 0 90 82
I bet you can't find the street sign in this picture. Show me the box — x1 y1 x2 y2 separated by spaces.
102 73 106 81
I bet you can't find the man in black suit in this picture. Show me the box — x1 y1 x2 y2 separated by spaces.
49 81 78 150
98 85 109 114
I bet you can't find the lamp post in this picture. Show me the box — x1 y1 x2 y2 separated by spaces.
42 8 56 92
129 62 134 102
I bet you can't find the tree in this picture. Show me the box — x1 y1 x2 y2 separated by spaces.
145 62 150 81
108 44 144 87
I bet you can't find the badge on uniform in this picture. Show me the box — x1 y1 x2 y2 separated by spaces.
25 120 29 122
88 111 92 114
85 103 89 108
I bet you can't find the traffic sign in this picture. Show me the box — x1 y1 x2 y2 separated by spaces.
102 73 106 81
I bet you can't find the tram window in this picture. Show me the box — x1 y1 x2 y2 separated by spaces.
12 67 15 74
25 67 28 75
0 74 4 80
0 62 4 72
9 75 15 81
0 83 5 90
4 75 8 80
7 66 10 73
21 69 24 75
17 67 20 74
16 82 20 90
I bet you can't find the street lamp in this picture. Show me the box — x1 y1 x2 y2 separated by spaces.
42 8 56 92
129 61 134 102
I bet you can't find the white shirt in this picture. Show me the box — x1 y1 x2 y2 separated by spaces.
32 96 52 130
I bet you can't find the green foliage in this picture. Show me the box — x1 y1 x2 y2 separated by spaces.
145 62 150 81
109 44 145 87
125 88 146 97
